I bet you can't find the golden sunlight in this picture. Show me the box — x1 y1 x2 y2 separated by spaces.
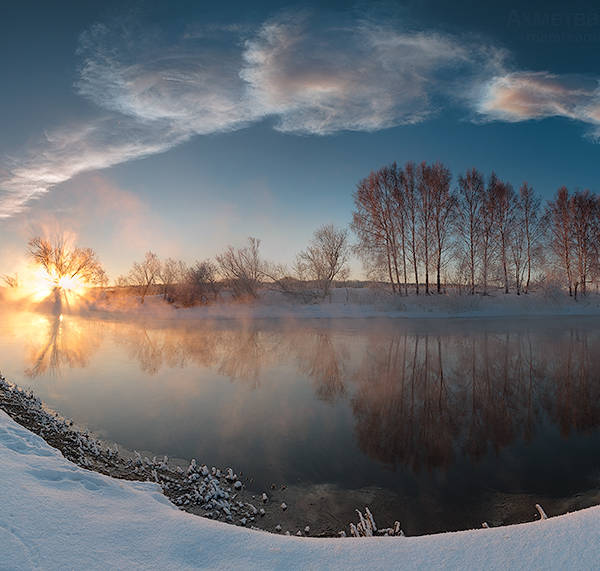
27 267 88 305
21 235 107 308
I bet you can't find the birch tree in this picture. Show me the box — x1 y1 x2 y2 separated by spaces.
401 162 421 295
456 169 483 295
569 190 596 297
491 178 515 294
429 162 455 294
546 187 574 296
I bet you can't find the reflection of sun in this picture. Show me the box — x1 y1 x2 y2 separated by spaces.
22 312 101 378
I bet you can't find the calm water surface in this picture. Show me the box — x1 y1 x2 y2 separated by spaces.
2 309 600 535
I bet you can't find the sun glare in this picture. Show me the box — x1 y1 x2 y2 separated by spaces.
27 266 90 305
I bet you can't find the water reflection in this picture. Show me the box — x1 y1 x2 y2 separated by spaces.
293 331 348 402
17 315 600 478
24 314 102 378
354 327 600 471
113 323 280 385
352 333 457 471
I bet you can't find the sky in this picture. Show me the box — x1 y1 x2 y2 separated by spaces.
1 0 599 280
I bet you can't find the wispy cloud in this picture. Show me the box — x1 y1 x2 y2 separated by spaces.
76 22 257 134
241 15 502 134
1 10 595 220
76 14 500 137
475 71 600 137
0 117 186 218
1 19 259 218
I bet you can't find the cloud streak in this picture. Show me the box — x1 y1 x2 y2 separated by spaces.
0 117 187 218
476 71 600 137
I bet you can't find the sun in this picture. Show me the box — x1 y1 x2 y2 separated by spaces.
56 274 87 296
28 267 89 305
22 235 107 307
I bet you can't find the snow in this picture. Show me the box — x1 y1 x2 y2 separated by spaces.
82 287 600 322
2 409 600 570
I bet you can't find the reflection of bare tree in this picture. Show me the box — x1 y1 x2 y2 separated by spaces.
116 323 220 375
217 329 271 387
350 325 600 473
550 329 600 436
293 331 347 402
25 315 102 377
352 334 457 471
116 322 348 397
123 327 165 375
114 322 279 388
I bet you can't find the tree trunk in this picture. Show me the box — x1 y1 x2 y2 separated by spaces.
424 240 430 295
413 253 419 296
525 220 531 294
401 228 408 296
502 238 509 294
386 244 396 293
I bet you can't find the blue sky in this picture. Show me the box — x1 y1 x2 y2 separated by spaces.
1 1 599 279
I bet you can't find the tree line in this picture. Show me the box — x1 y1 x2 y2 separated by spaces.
352 161 599 297
115 224 350 304
9 161 600 305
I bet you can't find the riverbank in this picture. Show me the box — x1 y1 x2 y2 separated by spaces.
0 375 349 537
87 287 600 321
5 285 600 322
1 374 410 538
2 401 600 569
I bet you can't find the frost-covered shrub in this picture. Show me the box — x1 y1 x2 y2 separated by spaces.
348 507 403 538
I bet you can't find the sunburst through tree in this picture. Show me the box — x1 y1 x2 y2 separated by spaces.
27 236 107 309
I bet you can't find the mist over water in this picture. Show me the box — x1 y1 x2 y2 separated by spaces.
2 309 600 535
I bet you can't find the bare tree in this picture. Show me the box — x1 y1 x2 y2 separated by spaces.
159 257 180 301
260 262 308 299
296 224 350 297
352 164 405 294
28 236 107 309
115 275 130 287
185 260 220 304
2 273 19 288
417 162 435 294
456 169 483 295
216 237 265 298
480 174 497 295
128 251 160 303
569 190 596 297
546 187 574 296
510 194 527 295
491 177 515 294
429 162 455 294
517 183 543 293
401 162 421 295
28 236 107 287
392 169 409 295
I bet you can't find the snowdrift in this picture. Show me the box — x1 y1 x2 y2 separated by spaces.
1 409 599 570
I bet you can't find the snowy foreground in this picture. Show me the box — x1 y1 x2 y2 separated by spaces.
2 410 599 570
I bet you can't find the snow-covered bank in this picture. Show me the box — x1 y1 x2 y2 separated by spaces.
84 288 600 322
2 409 599 570
0 376 300 536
